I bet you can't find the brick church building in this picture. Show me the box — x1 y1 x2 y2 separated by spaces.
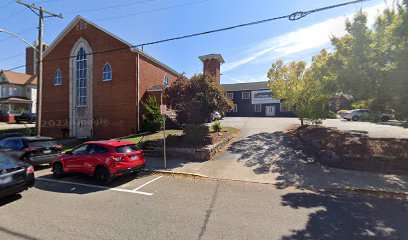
36 16 223 139
37 16 181 139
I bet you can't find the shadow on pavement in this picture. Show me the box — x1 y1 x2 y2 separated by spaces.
280 191 408 240
226 131 408 191
0 226 39 240
34 171 154 195
0 193 22 207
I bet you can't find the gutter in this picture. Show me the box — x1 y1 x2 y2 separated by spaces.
137 52 140 132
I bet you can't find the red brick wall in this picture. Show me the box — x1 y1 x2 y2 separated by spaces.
139 55 178 130
42 20 137 139
203 59 220 85
42 19 179 139
25 47 34 75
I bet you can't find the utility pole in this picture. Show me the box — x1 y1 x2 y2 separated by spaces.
16 0 62 136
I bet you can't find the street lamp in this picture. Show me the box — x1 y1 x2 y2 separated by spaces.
0 28 38 51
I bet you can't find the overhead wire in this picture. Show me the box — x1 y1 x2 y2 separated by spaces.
2 0 369 72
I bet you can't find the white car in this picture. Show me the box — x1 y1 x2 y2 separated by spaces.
343 109 395 122
211 111 222 121
343 109 369 121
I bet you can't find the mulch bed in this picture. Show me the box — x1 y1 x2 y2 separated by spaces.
287 124 408 174
146 129 237 149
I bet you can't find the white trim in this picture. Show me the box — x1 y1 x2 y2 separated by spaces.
255 104 261 112
226 92 233 99
54 69 62 86
232 104 238 112
69 37 93 139
43 15 179 76
242 91 250 100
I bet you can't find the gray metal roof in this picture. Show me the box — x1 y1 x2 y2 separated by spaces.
146 84 165 92
221 81 269 91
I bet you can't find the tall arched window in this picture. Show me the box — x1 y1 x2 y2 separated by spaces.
102 63 112 81
54 69 62 85
76 47 87 106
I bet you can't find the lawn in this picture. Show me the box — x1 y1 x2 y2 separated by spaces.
58 125 239 152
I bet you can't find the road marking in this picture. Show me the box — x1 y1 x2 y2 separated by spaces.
36 177 153 196
132 176 162 192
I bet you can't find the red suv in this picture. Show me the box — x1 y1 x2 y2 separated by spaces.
51 140 146 185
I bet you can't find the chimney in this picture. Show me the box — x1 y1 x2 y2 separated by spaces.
199 54 225 85
25 42 48 76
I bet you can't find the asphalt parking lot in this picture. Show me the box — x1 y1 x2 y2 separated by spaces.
1 166 407 240
219 117 408 139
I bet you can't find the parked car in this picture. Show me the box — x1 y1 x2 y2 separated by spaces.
342 109 395 122
0 136 63 166
51 140 146 185
211 111 222 121
15 113 36 124
0 152 35 199
342 109 369 121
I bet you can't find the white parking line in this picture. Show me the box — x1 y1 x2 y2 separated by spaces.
36 178 153 196
132 176 162 192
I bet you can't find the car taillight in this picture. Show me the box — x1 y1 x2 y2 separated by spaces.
26 165 34 175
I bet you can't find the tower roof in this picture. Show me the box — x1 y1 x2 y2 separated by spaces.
199 54 225 64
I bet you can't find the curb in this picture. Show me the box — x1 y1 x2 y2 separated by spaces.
141 169 209 179
143 168 408 200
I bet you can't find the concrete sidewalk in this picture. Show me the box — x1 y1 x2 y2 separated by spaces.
145 117 408 196
145 156 408 195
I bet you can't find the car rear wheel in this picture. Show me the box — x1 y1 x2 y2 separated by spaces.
53 163 64 179
95 167 112 185
352 116 359 121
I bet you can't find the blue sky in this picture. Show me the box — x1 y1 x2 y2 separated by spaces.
0 0 388 83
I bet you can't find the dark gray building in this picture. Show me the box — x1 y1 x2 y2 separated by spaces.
221 81 294 117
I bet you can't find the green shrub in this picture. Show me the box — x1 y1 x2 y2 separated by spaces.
182 124 210 145
326 111 337 119
337 110 348 115
142 96 163 132
212 120 222 132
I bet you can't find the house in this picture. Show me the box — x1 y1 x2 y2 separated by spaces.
38 16 180 139
221 81 294 117
0 70 37 122
197 53 294 117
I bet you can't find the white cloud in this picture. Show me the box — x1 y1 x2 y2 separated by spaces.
222 2 389 74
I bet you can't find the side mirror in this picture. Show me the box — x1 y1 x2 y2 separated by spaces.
65 151 73 155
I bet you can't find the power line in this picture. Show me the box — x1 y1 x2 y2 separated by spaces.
0 9 25 24
0 53 25 62
4 0 369 73
93 0 210 22
0 27 36 43
63 0 161 14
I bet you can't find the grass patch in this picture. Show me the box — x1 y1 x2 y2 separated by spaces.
123 130 182 144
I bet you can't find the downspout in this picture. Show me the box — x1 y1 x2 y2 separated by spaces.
137 52 140 132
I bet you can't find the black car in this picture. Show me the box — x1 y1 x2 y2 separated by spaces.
0 136 63 166
0 153 35 199
15 113 36 124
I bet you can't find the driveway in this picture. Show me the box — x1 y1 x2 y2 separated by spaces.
149 117 408 193
219 117 408 139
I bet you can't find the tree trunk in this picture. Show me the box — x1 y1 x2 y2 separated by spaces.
300 117 304 126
